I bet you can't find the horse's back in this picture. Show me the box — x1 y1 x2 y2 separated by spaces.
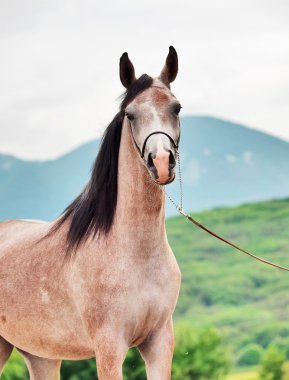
0 219 50 258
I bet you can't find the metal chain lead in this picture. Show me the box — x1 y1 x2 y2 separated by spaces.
177 150 183 211
164 149 184 213
142 146 184 214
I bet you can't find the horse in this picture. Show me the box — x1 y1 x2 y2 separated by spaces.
0 46 182 379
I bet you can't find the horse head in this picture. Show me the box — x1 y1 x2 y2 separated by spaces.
120 46 181 185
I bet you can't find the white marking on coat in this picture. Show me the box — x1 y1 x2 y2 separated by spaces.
41 289 50 304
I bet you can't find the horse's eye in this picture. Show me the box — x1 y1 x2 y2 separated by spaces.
125 111 134 121
173 104 182 115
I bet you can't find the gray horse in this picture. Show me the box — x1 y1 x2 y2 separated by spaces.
0 46 181 379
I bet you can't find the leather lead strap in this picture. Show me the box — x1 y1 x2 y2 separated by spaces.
178 208 289 272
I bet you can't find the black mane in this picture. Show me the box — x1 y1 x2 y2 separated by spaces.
54 74 153 254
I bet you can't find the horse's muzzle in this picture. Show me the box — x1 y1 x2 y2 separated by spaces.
147 150 176 185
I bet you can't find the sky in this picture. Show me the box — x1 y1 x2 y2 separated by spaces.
0 0 288 160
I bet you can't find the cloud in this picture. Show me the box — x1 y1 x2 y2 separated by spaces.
203 148 212 157
243 151 254 165
1 161 13 171
226 154 237 163
184 159 201 187
0 0 288 159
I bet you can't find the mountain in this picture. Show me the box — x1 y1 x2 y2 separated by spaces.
1 116 289 221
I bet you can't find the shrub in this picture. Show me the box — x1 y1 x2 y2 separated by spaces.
172 323 230 380
237 344 263 366
259 345 285 380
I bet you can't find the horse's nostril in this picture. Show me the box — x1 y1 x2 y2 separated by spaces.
169 151 176 169
147 153 155 170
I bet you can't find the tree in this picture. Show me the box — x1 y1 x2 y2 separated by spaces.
61 358 97 380
172 323 230 380
1 351 28 380
259 345 285 380
237 343 264 366
123 348 146 380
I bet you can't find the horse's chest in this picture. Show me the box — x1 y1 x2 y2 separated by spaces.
136 269 179 311
132 278 177 325
123 257 181 343
80 252 180 344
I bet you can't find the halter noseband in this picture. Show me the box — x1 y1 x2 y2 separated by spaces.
141 131 179 158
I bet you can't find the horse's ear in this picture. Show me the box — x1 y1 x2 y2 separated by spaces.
160 46 178 88
120 52 136 88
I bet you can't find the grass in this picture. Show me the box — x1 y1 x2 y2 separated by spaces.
226 370 258 380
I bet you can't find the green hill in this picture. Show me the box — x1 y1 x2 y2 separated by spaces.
167 197 289 367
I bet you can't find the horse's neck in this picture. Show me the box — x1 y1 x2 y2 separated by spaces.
114 119 166 241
